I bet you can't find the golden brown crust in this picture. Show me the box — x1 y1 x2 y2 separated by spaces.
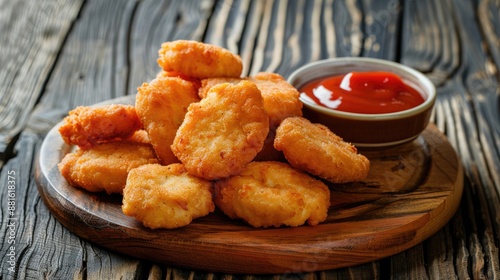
124 130 151 145
58 104 142 149
198 72 302 128
156 70 201 89
198 77 243 99
214 161 330 228
135 76 200 165
122 163 214 229
274 117 370 183
57 142 158 194
251 72 303 128
157 40 243 79
171 81 269 180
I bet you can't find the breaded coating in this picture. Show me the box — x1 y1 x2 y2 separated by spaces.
58 104 142 149
157 40 243 79
251 72 303 128
135 76 200 165
122 163 215 229
198 77 243 99
156 70 201 89
198 72 302 128
214 161 330 228
274 117 370 183
171 81 269 180
58 142 158 194
124 130 150 145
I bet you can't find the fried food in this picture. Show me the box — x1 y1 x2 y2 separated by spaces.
58 142 158 194
214 161 330 228
56 40 373 231
198 72 302 128
124 130 150 145
198 77 242 99
122 163 214 229
135 76 200 165
251 72 303 128
274 117 370 183
171 81 269 180
156 70 201 89
58 104 142 149
157 40 243 79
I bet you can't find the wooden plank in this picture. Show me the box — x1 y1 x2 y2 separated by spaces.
359 0 402 60
202 0 400 78
450 207 472 280
31 0 137 111
28 0 141 137
452 5 500 273
388 244 428 280
400 0 460 86
425 226 458 278
478 0 500 72
0 0 83 160
127 0 215 96
400 0 500 279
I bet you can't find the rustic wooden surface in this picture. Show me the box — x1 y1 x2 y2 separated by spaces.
0 0 499 279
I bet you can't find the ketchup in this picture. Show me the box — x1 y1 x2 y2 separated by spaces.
300 72 425 114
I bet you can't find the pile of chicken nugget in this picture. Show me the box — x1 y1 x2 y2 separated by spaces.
57 40 370 229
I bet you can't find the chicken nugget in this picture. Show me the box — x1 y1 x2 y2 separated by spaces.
58 104 142 149
122 163 214 229
214 161 330 228
171 81 269 180
198 73 302 128
58 142 158 194
136 76 200 165
198 77 243 99
156 70 201 89
157 40 243 79
124 130 150 145
274 117 370 183
251 72 303 128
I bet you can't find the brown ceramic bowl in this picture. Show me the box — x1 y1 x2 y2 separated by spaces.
288 57 436 148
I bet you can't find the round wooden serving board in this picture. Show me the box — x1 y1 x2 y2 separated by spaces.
35 96 463 274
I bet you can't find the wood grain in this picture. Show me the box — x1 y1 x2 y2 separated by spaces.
1 0 499 278
0 0 83 161
35 95 463 274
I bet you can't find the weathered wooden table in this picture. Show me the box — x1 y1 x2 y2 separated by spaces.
1 0 499 279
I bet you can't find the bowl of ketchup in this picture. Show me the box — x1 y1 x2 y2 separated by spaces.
288 57 436 148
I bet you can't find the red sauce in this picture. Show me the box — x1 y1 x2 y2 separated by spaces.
300 71 425 114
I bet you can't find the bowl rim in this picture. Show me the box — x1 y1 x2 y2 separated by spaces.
288 57 436 121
